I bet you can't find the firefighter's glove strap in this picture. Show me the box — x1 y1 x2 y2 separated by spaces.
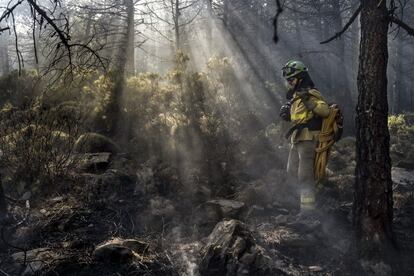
280 102 291 121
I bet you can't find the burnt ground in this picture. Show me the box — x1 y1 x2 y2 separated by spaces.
0 140 414 276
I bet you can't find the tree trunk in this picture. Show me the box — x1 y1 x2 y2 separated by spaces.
174 0 180 49
0 176 7 220
0 34 9 75
102 0 134 136
354 0 394 261
223 0 229 27
125 0 135 76
206 0 213 47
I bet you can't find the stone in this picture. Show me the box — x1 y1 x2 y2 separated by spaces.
74 132 120 154
309 265 323 272
12 248 60 275
92 238 149 263
73 152 112 173
206 199 247 221
392 167 414 192
199 219 287 276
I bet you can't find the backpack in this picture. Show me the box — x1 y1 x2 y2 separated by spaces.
314 103 344 181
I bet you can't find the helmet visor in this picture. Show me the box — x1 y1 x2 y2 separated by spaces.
282 66 295 78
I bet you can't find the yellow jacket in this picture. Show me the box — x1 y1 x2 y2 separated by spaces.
290 88 330 143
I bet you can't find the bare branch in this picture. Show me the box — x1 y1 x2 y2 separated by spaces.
320 4 362 44
389 15 414 36
273 0 283 44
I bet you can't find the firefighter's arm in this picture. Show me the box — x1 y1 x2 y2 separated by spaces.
306 96 330 118
296 90 330 118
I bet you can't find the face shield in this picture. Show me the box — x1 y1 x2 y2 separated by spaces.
282 66 295 78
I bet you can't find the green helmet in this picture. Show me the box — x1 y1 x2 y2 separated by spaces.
282 60 308 79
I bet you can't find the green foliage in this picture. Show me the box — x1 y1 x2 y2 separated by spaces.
0 104 80 195
388 113 414 168
0 53 278 198
388 114 408 136
0 70 43 109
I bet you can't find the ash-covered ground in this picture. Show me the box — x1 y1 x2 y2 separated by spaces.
1 133 414 276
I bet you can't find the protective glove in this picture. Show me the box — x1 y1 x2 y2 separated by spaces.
280 102 291 121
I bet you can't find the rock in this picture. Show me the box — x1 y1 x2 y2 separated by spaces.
392 167 414 192
93 238 149 263
206 199 247 222
74 152 112 173
12 248 61 275
199 219 287 276
308 265 323 272
90 238 178 275
74 132 120 154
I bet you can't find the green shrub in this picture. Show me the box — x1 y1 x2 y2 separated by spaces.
0 105 80 195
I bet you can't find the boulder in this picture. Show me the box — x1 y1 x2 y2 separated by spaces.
206 199 247 222
12 248 63 275
392 167 414 191
199 219 287 276
91 238 178 275
74 152 112 173
93 238 149 263
74 132 120 154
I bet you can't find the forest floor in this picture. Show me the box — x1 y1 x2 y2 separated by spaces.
1 137 414 276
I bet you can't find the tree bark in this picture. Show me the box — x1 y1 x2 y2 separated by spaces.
0 33 9 75
206 0 213 47
174 0 180 49
223 0 229 27
125 0 135 75
0 176 7 220
102 0 134 136
354 0 394 260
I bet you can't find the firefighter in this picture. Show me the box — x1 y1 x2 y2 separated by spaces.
279 60 330 213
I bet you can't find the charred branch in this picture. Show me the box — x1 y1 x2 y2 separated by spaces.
389 15 414 36
320 4 362 44
272 0 283 44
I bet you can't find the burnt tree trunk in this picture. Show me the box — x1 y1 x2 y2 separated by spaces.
354 0 394 260
0 176 7 220
102 0 134 136
125 0 135 76
174 0 180 49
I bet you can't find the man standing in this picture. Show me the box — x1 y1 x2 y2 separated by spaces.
279 60 330 213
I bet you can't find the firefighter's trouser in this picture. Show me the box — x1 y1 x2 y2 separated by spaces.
287 140 316 211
